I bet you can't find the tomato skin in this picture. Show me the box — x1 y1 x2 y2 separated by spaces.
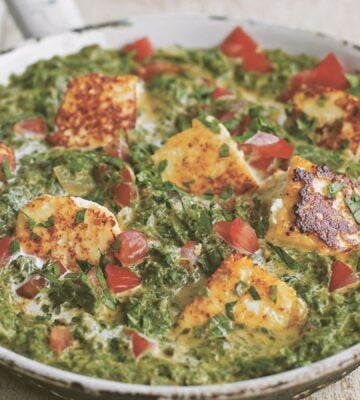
329 261 357 292
243 132 294 159
125 329 153 357
0 236 15 264
220 26 271 73
213 218 259 254
212 87 234 100
220 26 257 57
105 264 141 293
113 230 148 266
123 37 154 62
138 61 181 80
291 53 348 92
241 50 273 73
50 326 73 354
14 117 46 135
114 183 133 207
122 165 135 183
0 143 16 181
180 240 198 265
16 276 47 299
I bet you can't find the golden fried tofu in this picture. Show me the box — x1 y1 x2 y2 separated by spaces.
265 156 360 254
16 195 120 270
152 118 258 195
178 254 307 333
49 74 137 149
291 87 360 155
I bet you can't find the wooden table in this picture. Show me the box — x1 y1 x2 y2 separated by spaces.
0 0 359 399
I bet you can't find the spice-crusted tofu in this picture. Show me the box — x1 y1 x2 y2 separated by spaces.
152 118 258 196
16 195 120 270
266 156 360 254
290 87 360 155
178 254 307 332
49 74 137 149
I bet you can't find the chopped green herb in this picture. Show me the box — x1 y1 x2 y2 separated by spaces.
198 114 221 133
110 237 121 252
327 181 343 198
96 267 117 311
270 285 277 303
219 143 230 157
75 209 86 225
2 160 13 181
203 190 214 200
207 313 232 337
225 301 237 321
104 156 123 169
235 280 248 296
76 259 92 273
269 244 301 270
248 285 261 300
220 185 234 200
158 159 168 173
316 95 326 107
21 212 36 231
9 239 20 255
38 215 55 228
198 209 212 234
345 194 360 223
182 179 195 188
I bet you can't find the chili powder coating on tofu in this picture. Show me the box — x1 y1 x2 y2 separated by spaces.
0 27 359 386
49 73 137 149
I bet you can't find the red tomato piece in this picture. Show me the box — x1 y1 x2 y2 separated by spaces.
212 87 234 100
0 236 15 264
180 240 198 265
50 326 73 354
250 157 274 170
230 218 259 254
131 330 153 358
105 135 129 160
16 276 47 299
329 260 357 292
105 264 141 293
218 111 236 122
114 182 135 207
291 53 348 92
113 230 148 266
123 37 155 62
122 165 135 183
241 49 273 73
244 132 294 159
138 61 182 80
0 143 16 181
212 221 233 243
220 26 257 57
14 117 47 135
213 218 258 254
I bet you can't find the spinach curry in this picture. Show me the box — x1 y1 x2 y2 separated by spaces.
0 27 359 385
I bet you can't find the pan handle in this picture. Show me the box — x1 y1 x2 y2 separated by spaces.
4 0 84 38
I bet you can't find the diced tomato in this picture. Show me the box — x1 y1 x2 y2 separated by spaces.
122 165 135 183
113 230 148 265
105 135 129 160
138 60 182 80
16 276 47 299
123 37 155 62
131 330 153 357
0 236 15 264
105 264 141 293
250 157 274 170
114 182 135 207
213 218 259 254
220 26 272 73
220 26 257 57
50 326 73 354
218 111 236 122
329 260 357 292
212 87 234 100
180 240 198 265
14 117 47 135
241 49 273 73
243 132 294 159
0 143 16 181
290 53 348 92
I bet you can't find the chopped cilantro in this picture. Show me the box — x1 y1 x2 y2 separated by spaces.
158 159 168 173
76 259 92 273
345 194 360 223
96 267 117 311
248 285 261 300
110 237 121 252
198 209 212 234
38 215 55 228
75 209 86 225
2 160 13 181
235 280 247 296
220 185 234 200
198 114 221 133
327 181 343 198
182 179 195 188
270 285 277 303
225 301 237 321
9 239 20 255
219 143 230 157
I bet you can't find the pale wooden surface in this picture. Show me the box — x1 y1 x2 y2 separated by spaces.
0 0 359 399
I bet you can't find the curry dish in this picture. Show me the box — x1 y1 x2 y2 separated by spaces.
0 27 359 385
